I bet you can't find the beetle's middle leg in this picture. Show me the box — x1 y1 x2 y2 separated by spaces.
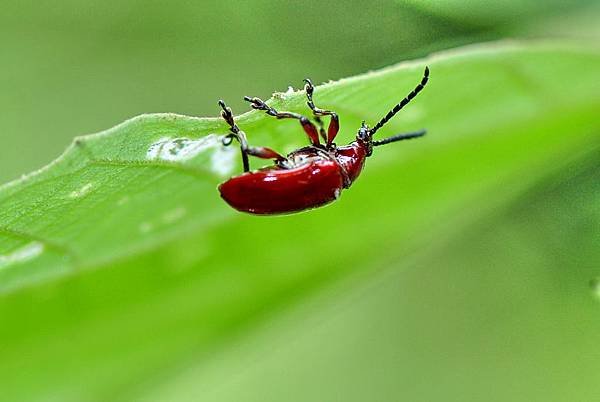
243 96 321 146
303 78 339 148
219 100 285 172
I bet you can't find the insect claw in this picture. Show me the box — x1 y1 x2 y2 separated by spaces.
303 78 314 95
222 134 235 146
244 96 269 111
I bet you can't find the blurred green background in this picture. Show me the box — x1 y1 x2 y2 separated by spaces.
1 1 600 401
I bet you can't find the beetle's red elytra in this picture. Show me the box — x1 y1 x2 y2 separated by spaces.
218 67 429 215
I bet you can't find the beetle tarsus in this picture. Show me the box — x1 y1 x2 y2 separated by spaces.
243 95 321 146
303 78 340 146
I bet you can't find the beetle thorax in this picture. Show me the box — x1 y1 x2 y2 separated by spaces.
334 142 368 186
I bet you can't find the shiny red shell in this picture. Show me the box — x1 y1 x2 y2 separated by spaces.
219 141 367 214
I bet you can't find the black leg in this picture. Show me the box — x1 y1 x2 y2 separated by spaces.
304 78 339 147
244 96 321 146
219 100 285 172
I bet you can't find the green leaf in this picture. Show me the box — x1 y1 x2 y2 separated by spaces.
0 40 599 401
175 148 600 402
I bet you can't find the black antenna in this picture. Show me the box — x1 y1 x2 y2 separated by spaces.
373 129 426 147
370 66 429 136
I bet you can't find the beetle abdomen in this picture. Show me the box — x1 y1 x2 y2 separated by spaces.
219 160 344 215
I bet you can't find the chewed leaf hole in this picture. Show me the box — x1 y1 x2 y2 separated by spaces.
147 135 219 162
147 135 237 176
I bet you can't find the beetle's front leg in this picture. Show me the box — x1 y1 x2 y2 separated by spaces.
219 100 251 172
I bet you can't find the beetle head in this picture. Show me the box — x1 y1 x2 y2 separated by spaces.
356 121 374 156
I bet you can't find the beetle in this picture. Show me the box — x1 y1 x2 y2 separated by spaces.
217 66 429 215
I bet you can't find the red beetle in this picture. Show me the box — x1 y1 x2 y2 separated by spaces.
218 67 429 215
